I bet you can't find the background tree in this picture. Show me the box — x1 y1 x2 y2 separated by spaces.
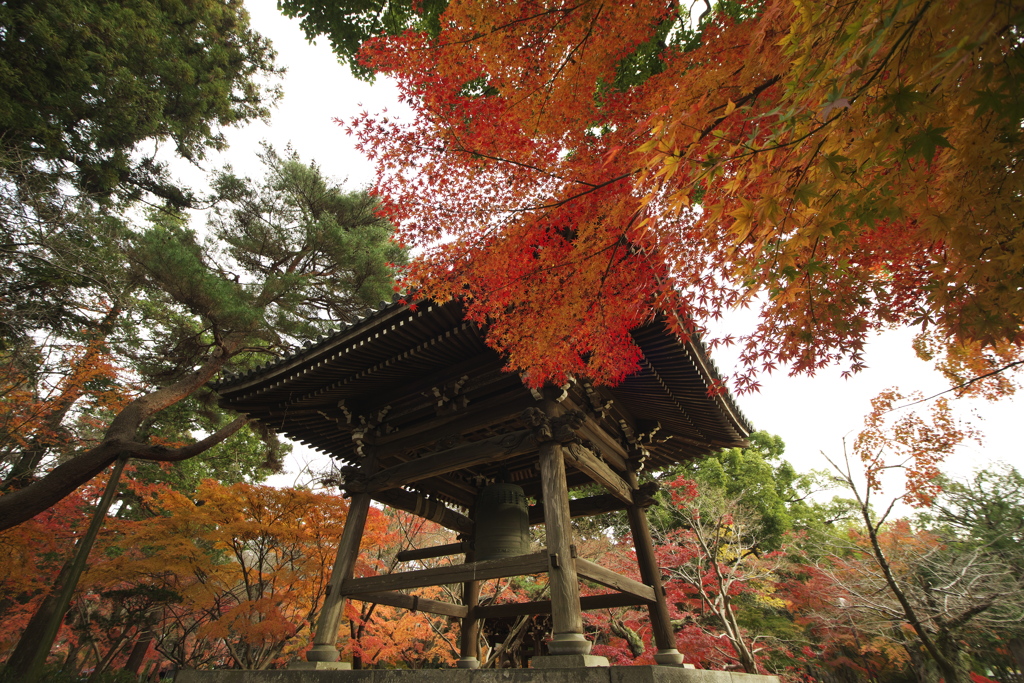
667 431 826 551
0 480 374 676
0 149 406 530
277 0 447 81
0 0 280 205
812 395 1022 683
102 481 362 671
916 465 1024 679
655 477 784 674
0 145 404 681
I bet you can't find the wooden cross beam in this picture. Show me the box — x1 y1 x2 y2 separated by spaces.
350 591 469 618
526 486 658 525
475 592 651 620
340 553 549 595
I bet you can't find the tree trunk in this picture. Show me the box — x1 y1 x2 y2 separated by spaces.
5 458 126 681
4 560 75 675
1010 638 1024 677
124 630 155 674
860 507 962 683
0 336 246 532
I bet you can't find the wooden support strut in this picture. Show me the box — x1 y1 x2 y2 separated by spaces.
559 396 629 470
573 558 656 602
562 442 633 504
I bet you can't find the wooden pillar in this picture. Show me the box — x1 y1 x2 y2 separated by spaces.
458 550 481 668
305 492 372 663
625 470 685 666
537 400 591 656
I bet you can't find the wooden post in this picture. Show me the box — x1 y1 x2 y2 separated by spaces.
625 470 685 666
305 492 371 663
458 550 481 669
537 399 591 657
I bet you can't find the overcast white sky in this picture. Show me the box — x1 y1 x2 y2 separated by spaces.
195 0 1019 490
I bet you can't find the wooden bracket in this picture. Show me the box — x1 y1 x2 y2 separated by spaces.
521 407 585 443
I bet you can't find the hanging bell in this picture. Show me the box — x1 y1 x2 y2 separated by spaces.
473 482 530 562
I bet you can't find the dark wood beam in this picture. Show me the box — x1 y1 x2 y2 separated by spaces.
560 397 630 470
562 442 633 504
395 542 469 563
527 486 658 525
475 592 651 620
350 591 468 618
371 488 473 535
574 558 655 602
341 553 549 596
345 352 502 417
370 393 536 459
346 429 539 494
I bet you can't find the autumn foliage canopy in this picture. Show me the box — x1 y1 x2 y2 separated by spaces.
339 0 1023 390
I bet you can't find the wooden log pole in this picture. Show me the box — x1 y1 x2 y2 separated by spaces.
395 541 469 563
372 488 473 535
537 400 591 656
305 492 371 662
625 470 685 666
458 550 482 669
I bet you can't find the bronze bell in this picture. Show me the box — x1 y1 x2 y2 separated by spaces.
474 482 530 562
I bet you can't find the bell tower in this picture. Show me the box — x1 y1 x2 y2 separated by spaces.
215 299 752 670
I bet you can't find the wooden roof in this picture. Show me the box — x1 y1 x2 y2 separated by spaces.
215 299 751 509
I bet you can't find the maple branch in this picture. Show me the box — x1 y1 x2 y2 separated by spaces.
511 172 633 212
882 359 1024 414
716 0 934 164
435 2 592 49
519 2 603 124
696 75 782 141
447 145 598 187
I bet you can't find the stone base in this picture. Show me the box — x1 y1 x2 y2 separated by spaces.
531 654 610 669
176 664 780 683
180 667 778 683
652 650 691 668
288 661 354 670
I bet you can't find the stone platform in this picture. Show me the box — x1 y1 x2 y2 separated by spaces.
176 665 779 683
